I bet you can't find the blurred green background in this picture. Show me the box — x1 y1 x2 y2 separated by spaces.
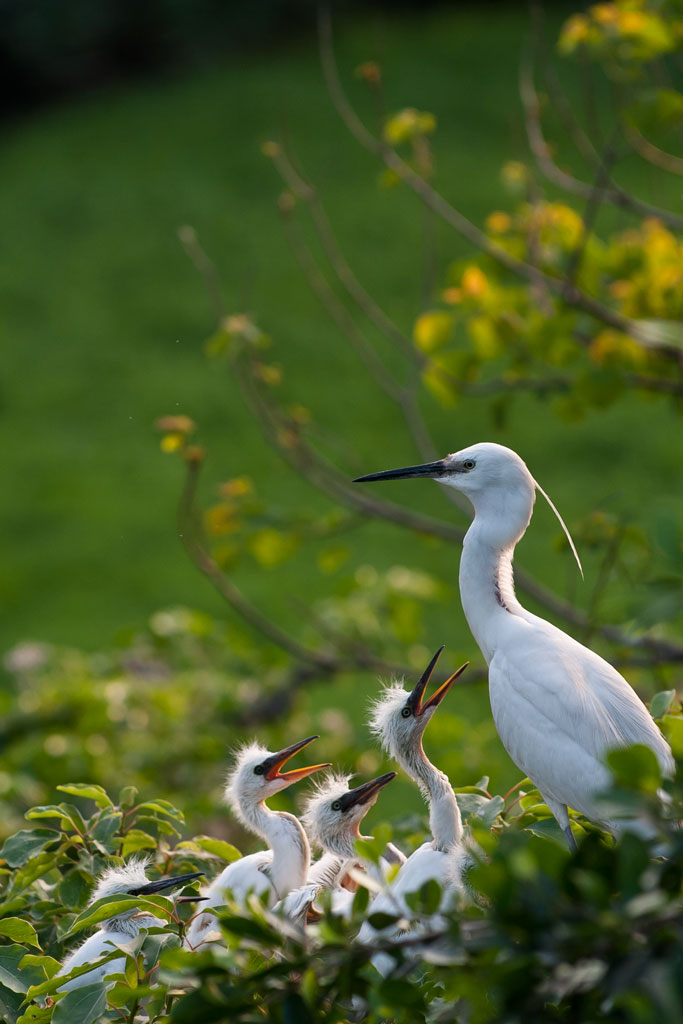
1 2 681 845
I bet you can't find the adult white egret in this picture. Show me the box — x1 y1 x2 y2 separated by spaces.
294 771 397 920
185 735 331 948
356 648 470 971
57 860 202 991
355 442 674 847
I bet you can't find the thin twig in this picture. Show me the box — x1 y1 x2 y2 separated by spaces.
623 117 683 176
178 226 225 321
565 127 620 285
519 54 683 232
277 201 405 402
269 144 417 363
530 1 598 168
178 459 335 669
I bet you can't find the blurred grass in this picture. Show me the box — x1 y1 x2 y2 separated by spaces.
1 5 681 819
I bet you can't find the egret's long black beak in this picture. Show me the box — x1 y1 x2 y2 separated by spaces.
406 647 470 716
128 871 203 897
338 771 397 812
258 735 332 783
353 459 448 483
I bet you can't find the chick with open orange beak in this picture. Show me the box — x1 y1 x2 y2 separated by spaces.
185 735 331 949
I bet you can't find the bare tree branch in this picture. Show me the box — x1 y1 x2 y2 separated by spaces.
519 53 683 232
530 1 599 169
178 458 336 669
269 143 474 515
268 144 417 363
237 352 683 664
623 117 683 175
317 7 682 355
177 228 683 671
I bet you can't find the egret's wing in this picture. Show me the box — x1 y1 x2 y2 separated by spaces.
489 620 673 816
382 842 407 867
307 851 346 888
357 843 460 944
276 883 320 923
57 931 127 992
185 852 274 948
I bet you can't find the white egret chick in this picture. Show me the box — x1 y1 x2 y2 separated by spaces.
355 443 674 847
58 860 202 991
186 735 331 948
355 648 470 972
295 771 397 919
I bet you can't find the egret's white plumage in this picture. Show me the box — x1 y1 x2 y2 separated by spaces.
58 858 201 992
185 736 330 948
356 443 674 846
357 652 470 972
289 771 397 921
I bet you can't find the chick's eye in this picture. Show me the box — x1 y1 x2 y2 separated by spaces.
331 800 342 811
463 460 476 470
401 706 412 719
254 765 265 775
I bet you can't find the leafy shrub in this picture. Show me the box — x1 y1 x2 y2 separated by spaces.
0 704 680 1022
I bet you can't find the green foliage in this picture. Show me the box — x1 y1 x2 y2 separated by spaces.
0 731 680 1022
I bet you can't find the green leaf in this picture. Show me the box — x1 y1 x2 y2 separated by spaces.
192 836 241 862
134 801 184 823
89 812 122 852
121 829 158 857
118 786 138 809
10 853 59 894
67 894 173 936
25 804 85 834
404 878 442 915
300 967 318 1008
0 921 40 950
248 528 298 568
57 870 91 910
0 830 58 869
18 954 61 978
650 689 676 719
355 824 392 866
607 744 662 792
352 885 370 917
217 915 280 944
366 911 400 931
473 794 505 826
17 1005 53 1024
0 945 44 994
52 982 107 1024
56 784 113 809
523 817 569 846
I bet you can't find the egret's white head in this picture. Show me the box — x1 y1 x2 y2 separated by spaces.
225 736 332 825
90 857 203 923
369 647 467 763
302 771 396 855
355 441 582 573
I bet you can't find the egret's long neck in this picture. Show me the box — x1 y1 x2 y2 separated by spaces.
104 911 143 936
323 823 366 860
458 487 533 663
243 800 310 897
397 741 462 852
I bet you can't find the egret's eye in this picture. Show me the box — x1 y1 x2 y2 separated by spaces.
401 706 412 718
331 800 342 811
254 765 265 775
463 460 476 470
